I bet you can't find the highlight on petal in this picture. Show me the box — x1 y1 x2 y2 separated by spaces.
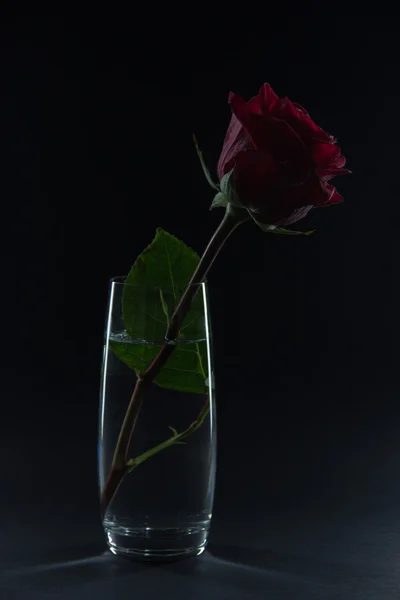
323 184 344 205
332 153 347 168
292 102 310 117
317 167 352 182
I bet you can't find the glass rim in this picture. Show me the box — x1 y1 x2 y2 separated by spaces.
109 275 207 288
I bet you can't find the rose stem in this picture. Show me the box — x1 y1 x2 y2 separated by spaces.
127 396 210 471
100 204 248 518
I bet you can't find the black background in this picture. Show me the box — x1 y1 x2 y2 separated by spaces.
1 10 400 599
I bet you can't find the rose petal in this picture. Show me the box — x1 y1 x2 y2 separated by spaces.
232 153 332 224
246 93 263 114
270 98 333 144
277 169 334 209
292 102 310 117
268 205 314 226
272 97 299 120
259 82 279 111
218 84 349 215
332 153 347 168
232 150 282 208
296 111 333 142
250 203 314 227
312 142 346 169
229 92 311 179
229 89 266 115
262 185 343 226
317 167 352 182
323 184 344 205
282 104 333 144
217 112 254 180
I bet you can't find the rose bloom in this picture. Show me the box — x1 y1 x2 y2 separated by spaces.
217 82 350 227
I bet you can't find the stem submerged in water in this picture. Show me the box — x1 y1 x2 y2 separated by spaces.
126 398 210 473
100 205 248 518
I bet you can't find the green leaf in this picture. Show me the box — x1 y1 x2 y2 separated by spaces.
109 337 208 394
210 191 228 210
273 227 315 236
193 134 220 191
219 169 244 208
109 228 208 394
159 287 170 327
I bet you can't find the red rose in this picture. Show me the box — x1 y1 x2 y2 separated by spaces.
217 82 350 227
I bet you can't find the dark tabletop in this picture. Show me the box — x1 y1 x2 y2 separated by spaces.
2 495 400 599
1 378 400 599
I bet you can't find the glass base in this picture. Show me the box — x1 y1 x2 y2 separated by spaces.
104 522 210 561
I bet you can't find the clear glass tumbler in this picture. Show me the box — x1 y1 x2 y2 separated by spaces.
98 277 217 560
